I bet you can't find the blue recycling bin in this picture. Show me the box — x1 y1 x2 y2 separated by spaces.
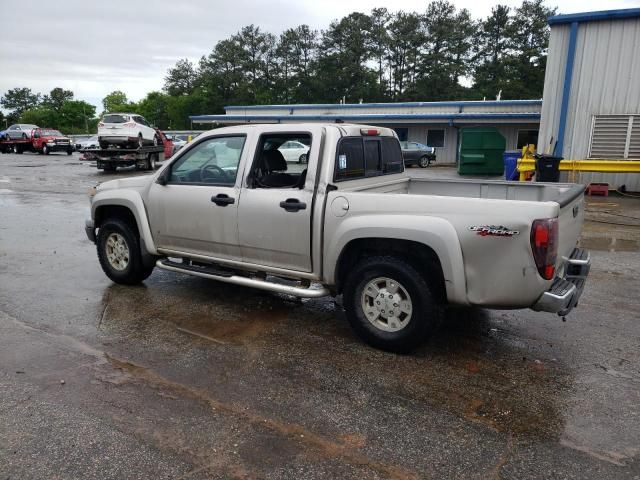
503 150 521 180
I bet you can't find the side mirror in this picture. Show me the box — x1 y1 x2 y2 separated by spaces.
157 169 168 185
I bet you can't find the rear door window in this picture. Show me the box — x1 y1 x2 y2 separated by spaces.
334 136 403 181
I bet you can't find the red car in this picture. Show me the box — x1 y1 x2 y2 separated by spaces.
32 128 73 155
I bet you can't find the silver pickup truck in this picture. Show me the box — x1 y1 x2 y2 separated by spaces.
85 123 590 352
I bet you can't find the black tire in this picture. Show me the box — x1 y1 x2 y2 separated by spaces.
99 140 109 150
43 145 50 155
102 164 117 172
21 133 27 139
343 255 440 353
298 153 307 164
153 135 159 146
97 218 154 285
419 156 430 168
67 148 73 155
138 134 144 148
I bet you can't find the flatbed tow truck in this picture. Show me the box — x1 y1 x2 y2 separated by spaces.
0 138 36 154
81 145 164 172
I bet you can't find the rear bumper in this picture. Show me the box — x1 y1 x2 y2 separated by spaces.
99 136 136 144
532 247 590 316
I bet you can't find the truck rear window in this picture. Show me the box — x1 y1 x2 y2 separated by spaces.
102 114 129 124
334 136 404 181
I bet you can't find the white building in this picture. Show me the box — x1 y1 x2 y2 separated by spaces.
539 8 640 190
191 100 541 164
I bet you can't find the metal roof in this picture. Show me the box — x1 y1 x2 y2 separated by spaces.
548 8 640 25
224 100 542 111
190 113 541 123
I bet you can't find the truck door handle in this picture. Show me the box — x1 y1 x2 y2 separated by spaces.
211 193 235 206
279 198 307 212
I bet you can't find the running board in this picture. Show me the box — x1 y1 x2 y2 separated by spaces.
156 259 330 298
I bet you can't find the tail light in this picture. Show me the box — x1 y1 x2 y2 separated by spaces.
530 218 558 280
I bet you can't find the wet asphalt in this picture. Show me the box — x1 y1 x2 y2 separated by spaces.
0 152 639 479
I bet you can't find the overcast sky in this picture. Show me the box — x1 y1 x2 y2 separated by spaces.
1 0 638 112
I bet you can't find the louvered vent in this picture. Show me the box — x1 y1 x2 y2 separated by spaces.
628 116 640 159
589 114 640 160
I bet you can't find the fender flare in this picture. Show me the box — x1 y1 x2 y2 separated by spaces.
91 189 158 256
325 214 468 305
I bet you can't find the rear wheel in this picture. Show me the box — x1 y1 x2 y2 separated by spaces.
96 218 154 284
138 134 144 148
343 255 441 353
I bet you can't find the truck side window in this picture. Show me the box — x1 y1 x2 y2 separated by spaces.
168 136 246 186
250 134 311 189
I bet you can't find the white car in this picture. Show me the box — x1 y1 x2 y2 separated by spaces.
75 135 100 151
98 113 158 149
4 124 39 140
278 140 310 163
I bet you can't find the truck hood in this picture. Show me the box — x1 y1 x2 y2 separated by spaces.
97 176 152 193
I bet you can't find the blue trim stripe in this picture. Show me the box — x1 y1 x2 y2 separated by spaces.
190 113 541 123
224 99 542 112
554 21 579 157
549 8 640 25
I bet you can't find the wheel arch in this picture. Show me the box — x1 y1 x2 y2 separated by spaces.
92 191 158 255
326 216 468 305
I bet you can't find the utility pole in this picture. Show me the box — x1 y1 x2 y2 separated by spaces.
82 104 88 133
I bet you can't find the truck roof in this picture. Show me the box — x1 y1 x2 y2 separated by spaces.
195 123 398 138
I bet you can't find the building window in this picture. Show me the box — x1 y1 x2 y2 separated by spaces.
589 114 640 159
427 129 445 148
517 130 539 149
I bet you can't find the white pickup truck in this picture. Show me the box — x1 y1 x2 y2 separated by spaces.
85 123 590 352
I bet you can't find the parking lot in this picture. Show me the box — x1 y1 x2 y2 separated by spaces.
1 151 639 479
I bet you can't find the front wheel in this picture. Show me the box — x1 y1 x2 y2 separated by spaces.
96 218 154 284
419 156 430 168
138 134 144 149
43 145 49 155
67 148 73 155
343 256 441 353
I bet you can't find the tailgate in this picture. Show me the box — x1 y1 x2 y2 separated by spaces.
556 185 586 267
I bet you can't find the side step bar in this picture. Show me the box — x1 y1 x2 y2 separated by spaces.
156 259 330 298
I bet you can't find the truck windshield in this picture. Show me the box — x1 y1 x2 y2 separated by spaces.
334 136 404 181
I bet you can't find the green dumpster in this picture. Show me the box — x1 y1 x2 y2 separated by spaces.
458 127 506 175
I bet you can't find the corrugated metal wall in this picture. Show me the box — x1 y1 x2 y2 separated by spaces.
539 17 640 190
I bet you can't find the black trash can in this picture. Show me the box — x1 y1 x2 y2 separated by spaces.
535 154 562 182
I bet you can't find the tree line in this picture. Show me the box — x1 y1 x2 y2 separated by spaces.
1 1 555 132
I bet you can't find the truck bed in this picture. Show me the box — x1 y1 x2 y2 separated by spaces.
327 174 586 307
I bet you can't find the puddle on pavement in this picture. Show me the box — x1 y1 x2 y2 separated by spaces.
96 280 570 439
